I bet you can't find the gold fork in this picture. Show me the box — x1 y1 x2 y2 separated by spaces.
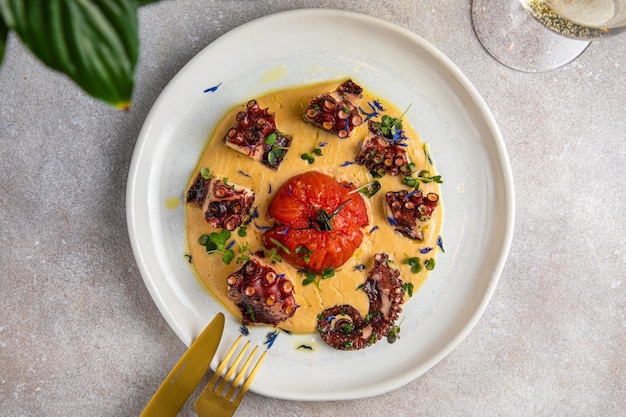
193 335 267 417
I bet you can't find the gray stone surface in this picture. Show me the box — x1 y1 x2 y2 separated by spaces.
1 1 624 416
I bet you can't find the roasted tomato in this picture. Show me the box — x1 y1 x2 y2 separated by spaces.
263 171 369 272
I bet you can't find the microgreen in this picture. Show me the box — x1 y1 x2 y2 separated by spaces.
402 282 414 297
238 225 248 237
404 256 423 274
349 180 381 198
321 267 335 279
269 238 291 255
424 258 436 270
268 247 282 264
403 169 443 190
267 147 287 166
245 305 256 323
295 245 313 263
364 311 379 323
264 132 289 166
264 132 277 145
198 230 235 264
237 241 251 264
302 269 317 286
387 324 401 344
301 133 324 164
200 167 211 180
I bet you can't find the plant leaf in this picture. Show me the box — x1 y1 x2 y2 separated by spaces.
0 12 7 65
0 0 140 109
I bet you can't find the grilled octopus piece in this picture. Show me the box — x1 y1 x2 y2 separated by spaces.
303 79 364 138
224 99 292 169
186 174 255 231
317 253 404 350
384 189 439 240
356 120 412 176
227 256 299 326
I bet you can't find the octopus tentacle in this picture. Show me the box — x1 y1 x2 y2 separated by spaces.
303 79 364 138
317 253 405 350
356 120 412 176
227 255 299 326
187 174 255 231
385 189 439 240
224 99 292 169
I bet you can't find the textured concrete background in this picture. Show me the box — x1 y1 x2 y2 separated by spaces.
1 1 624 416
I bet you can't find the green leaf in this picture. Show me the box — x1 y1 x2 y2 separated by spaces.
0 12 7 66
0 0 140 109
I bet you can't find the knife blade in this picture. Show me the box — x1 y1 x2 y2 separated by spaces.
140 313 225 417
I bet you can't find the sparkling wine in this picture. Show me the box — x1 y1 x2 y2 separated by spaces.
521 0 626 39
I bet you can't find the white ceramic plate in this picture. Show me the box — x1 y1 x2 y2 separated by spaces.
127 9 514 401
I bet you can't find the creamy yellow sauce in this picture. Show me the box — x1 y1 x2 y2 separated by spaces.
185 80 443 334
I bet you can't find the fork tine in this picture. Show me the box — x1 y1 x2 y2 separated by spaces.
207 335 242 391
194 336 267 417
224 344 258 400
215 339 251 395
236 349 267 399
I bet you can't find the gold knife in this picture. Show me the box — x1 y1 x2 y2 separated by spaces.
140 313 225 417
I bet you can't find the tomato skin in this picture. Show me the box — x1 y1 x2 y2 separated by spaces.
263 171 369 272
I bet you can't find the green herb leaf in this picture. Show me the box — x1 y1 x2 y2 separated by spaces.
222 249 234 264
387 325 401 343
302 270 316 286
269 237 291 254
0 13 7 66
0 0 139 108
425 258 436 270
200 167 211 180
268 247 282 264
237 241 250 264
264 132 277 145
295 245 313 263
402 282 414 297
404 256 423 274
355 180 381 197
210 230 231 250
321 267 335 279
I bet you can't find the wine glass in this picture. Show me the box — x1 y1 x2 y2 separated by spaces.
472 0 626 73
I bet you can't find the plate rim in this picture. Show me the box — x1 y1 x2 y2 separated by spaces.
126 7 515 401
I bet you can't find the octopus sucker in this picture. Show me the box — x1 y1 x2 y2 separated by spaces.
303 79 364 138
356 120 412 177
385 189 439 240
227 255 299 326
186 173 255 231
223 99 292 169
316 253 405 350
